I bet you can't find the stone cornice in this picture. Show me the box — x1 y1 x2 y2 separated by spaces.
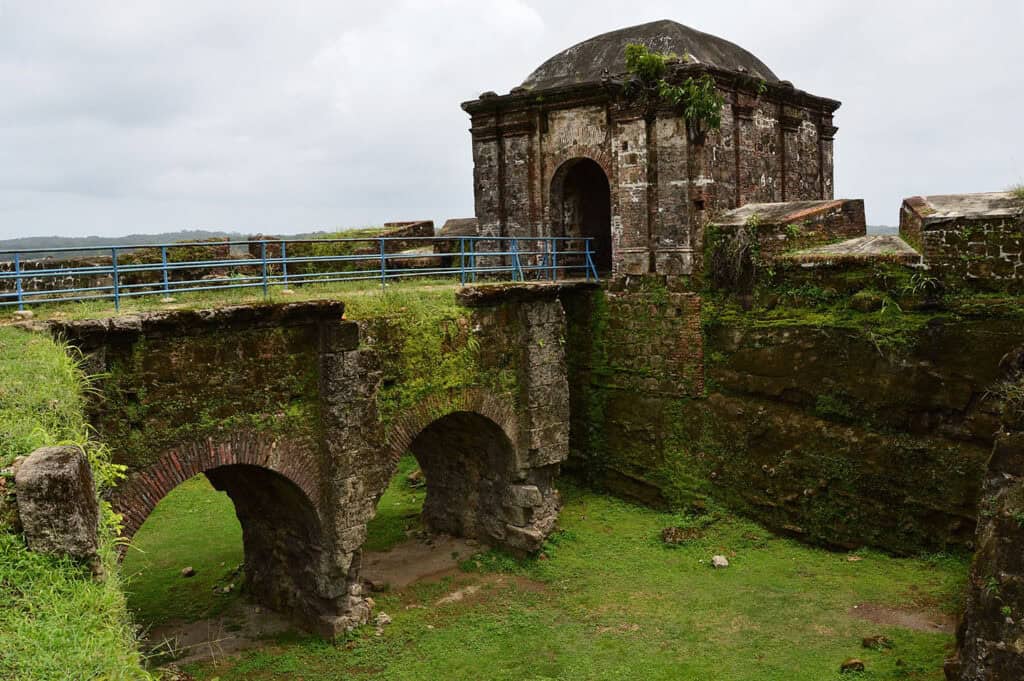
462 63 841 118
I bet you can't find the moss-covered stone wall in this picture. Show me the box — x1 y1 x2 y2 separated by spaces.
563 276 1024 555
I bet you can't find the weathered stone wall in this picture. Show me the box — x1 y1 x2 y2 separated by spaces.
947 365 1024 680
562 280 705 504
711 199 866 264
562 279 1023 554
901 194 1024 291
464 69 837 278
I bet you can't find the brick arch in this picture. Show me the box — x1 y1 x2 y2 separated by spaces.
111 431 322 541
545 149 614 190
384 387 518 465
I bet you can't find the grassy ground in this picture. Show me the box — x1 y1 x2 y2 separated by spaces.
122 476 246 626
0 327 151 680
124 454 968 681
0 277 472 323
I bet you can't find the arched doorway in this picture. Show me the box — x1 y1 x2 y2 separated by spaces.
551 158 612 273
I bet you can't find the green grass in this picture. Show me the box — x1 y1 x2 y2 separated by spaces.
145 480 968 681
0 277 469 324
362 455 425 553
0 327 150 680
122 475 245 626
0 327 87 468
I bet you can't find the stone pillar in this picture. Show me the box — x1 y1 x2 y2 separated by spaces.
316 324 384 637
612 115 652 275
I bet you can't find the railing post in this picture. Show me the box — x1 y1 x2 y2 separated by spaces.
511 238 524 282
160 246 170 296
111 247 120 311
551 238 558 282
459 237 466 286
260 240 269 298
281 240 289 288
14 252 24 311
469 239 477 283
379 238 386 290
585 238 599 282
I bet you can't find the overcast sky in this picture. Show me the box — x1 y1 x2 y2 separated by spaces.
0 1 1021 239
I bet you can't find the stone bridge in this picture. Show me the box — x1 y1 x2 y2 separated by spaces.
53 285 578 636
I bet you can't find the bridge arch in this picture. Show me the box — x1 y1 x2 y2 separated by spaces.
113 432 322 541
111 432 351 628
383 388 558 551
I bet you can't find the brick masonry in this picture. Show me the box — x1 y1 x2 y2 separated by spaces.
464 68 838 278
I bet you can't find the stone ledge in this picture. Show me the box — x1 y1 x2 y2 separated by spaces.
48 300 350 350
456 280 598 307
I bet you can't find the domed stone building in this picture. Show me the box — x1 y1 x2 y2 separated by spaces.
461 20 841 277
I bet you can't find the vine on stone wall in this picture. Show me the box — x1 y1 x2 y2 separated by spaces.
624 43 725 143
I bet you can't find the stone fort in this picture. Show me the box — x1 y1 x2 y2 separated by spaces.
7 18 1024 681
462 19 840 276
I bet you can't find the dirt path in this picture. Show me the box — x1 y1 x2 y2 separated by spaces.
849 602 956 633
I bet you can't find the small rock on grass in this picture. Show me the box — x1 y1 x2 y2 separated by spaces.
180 566 196 578
840 658 866 673
374 612 392 627
711 555 729 569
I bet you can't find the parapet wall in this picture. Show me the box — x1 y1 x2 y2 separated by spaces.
901 192 1024 291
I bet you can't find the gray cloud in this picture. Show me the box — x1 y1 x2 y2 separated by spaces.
0 0 1021 237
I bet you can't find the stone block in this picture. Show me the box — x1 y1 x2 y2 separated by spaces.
15 446 99 560
503 484 543 508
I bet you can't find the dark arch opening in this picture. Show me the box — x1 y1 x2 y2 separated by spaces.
551 158 612 273
122 464 327 636
407 411 516 540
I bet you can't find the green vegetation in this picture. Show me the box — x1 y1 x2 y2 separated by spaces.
344 287 517 425
0 327 150 680
163 482 966 680
123 475 245 626
0 276 458 323
624 44 724 139
1010 183 1024 201
362 455 425 553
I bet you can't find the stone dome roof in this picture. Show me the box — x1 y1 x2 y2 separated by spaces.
522 20 778 91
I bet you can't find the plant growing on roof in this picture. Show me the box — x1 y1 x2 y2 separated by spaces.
624 43 725 144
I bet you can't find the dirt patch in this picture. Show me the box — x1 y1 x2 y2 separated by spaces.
849 602 955 634
362 535 477 590
145 602 293 666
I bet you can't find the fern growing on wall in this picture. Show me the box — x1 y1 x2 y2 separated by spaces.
624 43 725 143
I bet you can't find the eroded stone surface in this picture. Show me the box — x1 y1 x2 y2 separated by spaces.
14 446 99 561
947 368 1024 680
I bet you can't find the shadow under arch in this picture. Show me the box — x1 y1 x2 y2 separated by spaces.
383 388 559 552
549 157 613 273
409 410 517 539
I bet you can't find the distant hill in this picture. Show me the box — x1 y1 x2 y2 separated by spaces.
0 230 247 260
0 228 368 261
868 225 899 235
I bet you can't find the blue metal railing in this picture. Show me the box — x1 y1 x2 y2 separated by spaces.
0 235 599 311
